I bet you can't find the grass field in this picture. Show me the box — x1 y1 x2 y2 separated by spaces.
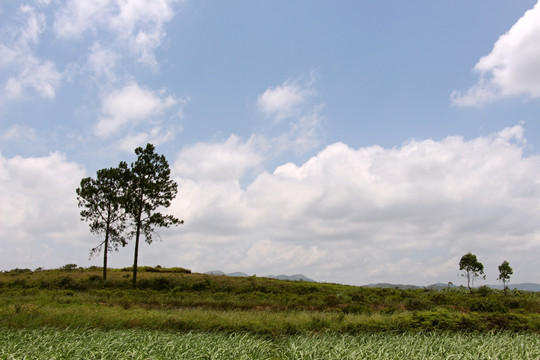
1 327 539 359
1 266 540 358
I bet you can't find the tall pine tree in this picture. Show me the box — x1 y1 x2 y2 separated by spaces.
122 144 183 287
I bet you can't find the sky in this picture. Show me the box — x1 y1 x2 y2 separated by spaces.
1 0 540 287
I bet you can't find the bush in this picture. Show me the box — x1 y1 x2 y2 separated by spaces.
405 297 432 311
8 268 31 274
60 264 78 271
191 279 212 292
138 277 175 291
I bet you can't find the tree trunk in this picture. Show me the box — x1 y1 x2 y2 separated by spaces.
103 236 108 281
103 204 111 281
132 200 143 288
132 224 140 288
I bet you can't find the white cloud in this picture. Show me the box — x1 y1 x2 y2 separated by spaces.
0 5 62 101
0 152 88 269
3 125 540 286
160 124 540 285
4 59 62 100
0 125 37 142
173 135 262 182
256 75 325 155
116 126 177 152
54 0 184 69
452 1 540 106
87 41 119 80
95 82 181 137
257 76 315 122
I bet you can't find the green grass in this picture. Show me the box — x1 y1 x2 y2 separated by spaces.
1 327 539 359
1 266 540 334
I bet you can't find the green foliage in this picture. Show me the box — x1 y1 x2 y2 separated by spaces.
76 167 128 280
60 264 79 271
1 267 540 334
121 143 183 287
459 252 485 292
498 260 513 292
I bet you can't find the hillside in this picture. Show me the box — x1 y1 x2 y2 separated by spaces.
1 266 540 334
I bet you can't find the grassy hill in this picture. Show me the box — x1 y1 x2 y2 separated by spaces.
1 266 539 335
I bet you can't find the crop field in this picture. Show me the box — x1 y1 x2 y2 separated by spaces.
1 327 539 359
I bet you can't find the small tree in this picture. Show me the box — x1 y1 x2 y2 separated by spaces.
459 252 485 293
76 167 128 280
498 260 513 292
123 143 183 288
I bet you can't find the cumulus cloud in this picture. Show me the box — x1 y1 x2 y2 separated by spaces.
54 0 184 69
0 5 62 101
452 1 540 106
95 82 184 140
160 124 540 285
173 135 263 182
0 152 88 269
2 125 540 286
257 77 315 122
116 126 177 152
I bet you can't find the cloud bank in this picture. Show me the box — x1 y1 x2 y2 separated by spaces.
161 124 540 285
1 125 539 285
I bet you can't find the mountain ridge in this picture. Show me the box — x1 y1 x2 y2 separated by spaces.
204 270 315 282
364 282 540 292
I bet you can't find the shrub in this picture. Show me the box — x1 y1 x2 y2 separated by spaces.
60 264 78 271
191 279 212 292
405 297 431 311
138 277 174 291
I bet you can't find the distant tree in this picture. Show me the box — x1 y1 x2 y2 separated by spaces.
76 167 128 281
498 260 513 292
122 144 183 288
459 252 485 293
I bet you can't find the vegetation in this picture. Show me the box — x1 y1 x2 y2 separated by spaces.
459 252 485 293
76 167 128 281
499 260 513 292
1 327 539 359
1 266 539 335
122 144 183 288
76 143 183 287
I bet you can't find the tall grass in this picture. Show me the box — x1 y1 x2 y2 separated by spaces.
0 327 539 359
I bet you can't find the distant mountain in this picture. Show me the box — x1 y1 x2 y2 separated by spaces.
205 270 226 276
204 270 316 282
364 283 421 290
227 272 250 277
204 270 249 277
363 282 540 292
264 274 316 282
426 283 458 290
487 283 540 292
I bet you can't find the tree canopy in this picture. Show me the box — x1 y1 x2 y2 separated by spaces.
459 252 485 293
123 143 183 287
498 260 513 292
76 167 128 280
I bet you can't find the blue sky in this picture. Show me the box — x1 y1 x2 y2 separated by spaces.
1 0 540 286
